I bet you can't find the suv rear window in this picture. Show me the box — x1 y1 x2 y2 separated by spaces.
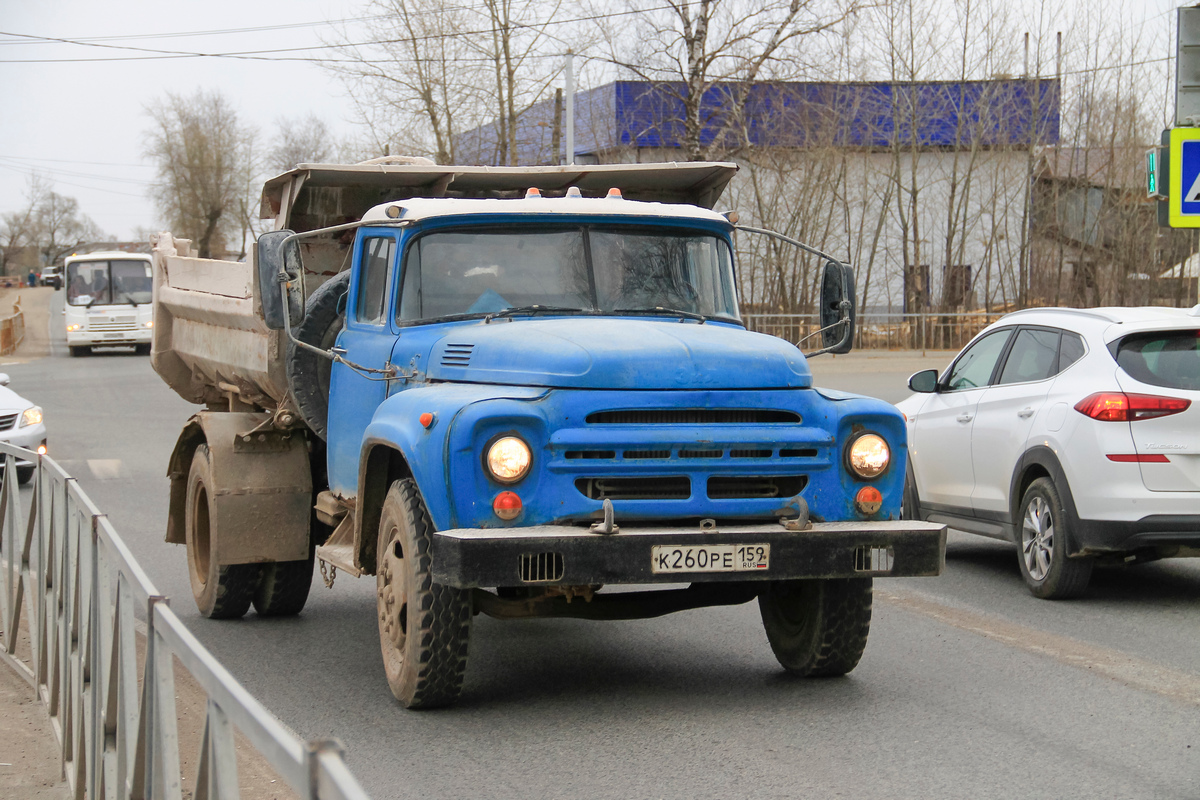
1115 330 1200 390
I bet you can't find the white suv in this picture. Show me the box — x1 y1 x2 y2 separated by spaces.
897 306 1200 599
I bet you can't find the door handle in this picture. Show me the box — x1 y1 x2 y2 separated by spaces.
1017 407 1034 418
956 413 973 423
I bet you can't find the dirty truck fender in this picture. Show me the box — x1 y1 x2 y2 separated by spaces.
350 384 548 572
166 411 312 565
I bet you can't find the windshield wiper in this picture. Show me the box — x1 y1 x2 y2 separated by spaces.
484 305 585 323
118 291 138 307
613 307 707 323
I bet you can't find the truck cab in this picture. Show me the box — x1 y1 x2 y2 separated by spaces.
151 161 945 709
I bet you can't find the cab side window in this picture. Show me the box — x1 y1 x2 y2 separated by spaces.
357 237 395 325
997 328 1059 385
944 329 1012 391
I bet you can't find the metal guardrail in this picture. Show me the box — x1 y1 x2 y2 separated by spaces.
744 311 1010 352
0 443 371 800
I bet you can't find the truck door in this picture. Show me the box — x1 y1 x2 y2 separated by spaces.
326 231 402 497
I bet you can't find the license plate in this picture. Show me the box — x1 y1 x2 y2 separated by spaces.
651 544 770 574
104 332 123 339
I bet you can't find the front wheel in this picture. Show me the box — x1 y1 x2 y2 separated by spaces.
1016 477 1092 599
376 479 472 708
758 578 872 677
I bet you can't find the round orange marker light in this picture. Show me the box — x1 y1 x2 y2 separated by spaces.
419 412 435 429
37 444 47 456
493 491 522 520
606 187 623 198
855 486 883 515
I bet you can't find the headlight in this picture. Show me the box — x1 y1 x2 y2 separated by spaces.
486 436 532 483
21 406 43 428
66 324 82 332
846 433 889 479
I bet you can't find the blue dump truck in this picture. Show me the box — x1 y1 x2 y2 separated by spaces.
150 160 946 708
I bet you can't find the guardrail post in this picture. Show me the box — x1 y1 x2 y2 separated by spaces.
305 738 347 800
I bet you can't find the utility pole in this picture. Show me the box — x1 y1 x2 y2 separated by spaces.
565 50 575 165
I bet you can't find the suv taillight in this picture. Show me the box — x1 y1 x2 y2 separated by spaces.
1074 392 1191 422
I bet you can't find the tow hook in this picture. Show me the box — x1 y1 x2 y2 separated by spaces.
778 498 812 531
590 498 620 535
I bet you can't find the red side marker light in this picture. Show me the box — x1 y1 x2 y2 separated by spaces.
493 491 522 520
525 187 542 199
1106 454 1170 463
855 486 882 515
419 412 435 429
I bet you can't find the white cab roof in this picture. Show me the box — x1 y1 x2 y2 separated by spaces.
360 195 731 225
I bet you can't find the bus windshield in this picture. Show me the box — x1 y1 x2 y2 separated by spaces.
67 260 152 307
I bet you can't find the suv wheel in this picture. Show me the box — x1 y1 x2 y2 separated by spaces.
1016 477 1092 599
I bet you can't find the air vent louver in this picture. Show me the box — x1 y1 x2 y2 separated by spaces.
440 343 474 368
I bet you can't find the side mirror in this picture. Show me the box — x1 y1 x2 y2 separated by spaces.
0 373 10 386
256 230 305 331
819 260 856 355
907 369 939 393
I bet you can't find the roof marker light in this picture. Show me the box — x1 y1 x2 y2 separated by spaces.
566 186 582 198
385 205 405 219
525 187 542 198
606 187 623 199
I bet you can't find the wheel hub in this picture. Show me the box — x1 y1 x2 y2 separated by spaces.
377 532 408 650
1022 496 1054 581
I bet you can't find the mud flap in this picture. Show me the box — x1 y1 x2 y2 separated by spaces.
165 411 311 565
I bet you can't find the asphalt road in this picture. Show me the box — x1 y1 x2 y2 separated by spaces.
6 295 1198 799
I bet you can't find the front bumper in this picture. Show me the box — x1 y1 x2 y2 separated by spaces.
433 519 947 589
68 329 152 346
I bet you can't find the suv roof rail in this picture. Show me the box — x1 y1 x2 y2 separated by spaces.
1002 306 1124 324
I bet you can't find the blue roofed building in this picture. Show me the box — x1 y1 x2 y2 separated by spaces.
457 78 1061 319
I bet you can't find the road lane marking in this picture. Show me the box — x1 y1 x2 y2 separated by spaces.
87 459 123 479
878 587 1200 706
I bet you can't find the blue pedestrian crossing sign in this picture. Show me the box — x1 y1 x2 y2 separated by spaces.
1169 127 1200 227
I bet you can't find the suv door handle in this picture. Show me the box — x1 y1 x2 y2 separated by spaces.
1017 407 1034 418
956 413 973 423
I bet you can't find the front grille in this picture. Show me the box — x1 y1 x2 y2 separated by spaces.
0 413 18 431
520 552 564 582
575 476 690 500
440 343 474 367
780 448 818 458
730 449 772 458
586 409 801 425
88 317 138 331
679 449 723 459
707 475 807 499
565 450 616 460
623 450 671 460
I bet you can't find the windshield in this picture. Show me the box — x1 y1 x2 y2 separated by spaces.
67 260 152 307
397 226 739 322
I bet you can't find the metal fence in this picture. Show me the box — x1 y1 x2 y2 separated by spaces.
0 298 25 355
0 443 371 800
743 312 1010 351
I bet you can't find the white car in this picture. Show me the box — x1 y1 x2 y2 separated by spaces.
0 372 47 485
897 306 1200 599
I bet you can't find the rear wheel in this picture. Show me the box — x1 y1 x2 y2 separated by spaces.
253 557 313 616
1016 477 1092 599
376 478 472 708
759 578 872 677
185 444 258 618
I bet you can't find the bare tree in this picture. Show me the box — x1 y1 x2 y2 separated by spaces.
0 174 49 275
594 0 853 161
143 89 257 259
327 0 569 165
32 190 105 266
268 114 336 174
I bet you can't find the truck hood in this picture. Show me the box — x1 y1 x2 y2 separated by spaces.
423 318 811 390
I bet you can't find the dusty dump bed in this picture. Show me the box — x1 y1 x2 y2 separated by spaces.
152 161 738 411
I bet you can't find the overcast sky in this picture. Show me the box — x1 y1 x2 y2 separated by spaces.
0 0 361 239
0 0 1179 241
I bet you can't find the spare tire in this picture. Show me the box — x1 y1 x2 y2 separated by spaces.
287 270 350 441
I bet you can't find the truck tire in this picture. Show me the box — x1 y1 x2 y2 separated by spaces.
376 478 472 708
253 556 313 616
287 270 350 441
185 444 258 619
758 577 872 677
